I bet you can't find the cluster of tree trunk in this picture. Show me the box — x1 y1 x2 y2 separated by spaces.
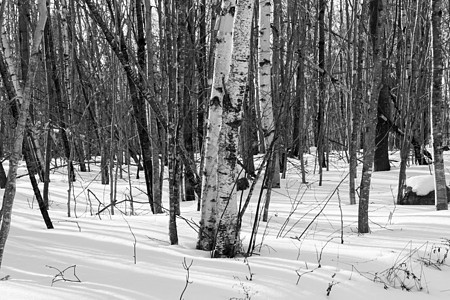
0 0 449 266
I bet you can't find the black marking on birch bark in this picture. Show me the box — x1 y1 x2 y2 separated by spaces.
222 90 232 111
229 6 235 17
259 58 271 67
226 119 242 128
210 96 221 107
236 178 250 191
263 129 275 137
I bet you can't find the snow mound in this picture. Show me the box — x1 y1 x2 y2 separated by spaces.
405 175 436 196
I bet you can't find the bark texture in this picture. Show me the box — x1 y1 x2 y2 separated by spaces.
431 0 448 211
197 0 235 251
0 0 47 269
358 0 385 234
214 0 254 258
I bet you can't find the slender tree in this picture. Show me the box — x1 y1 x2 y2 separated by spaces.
258 0 278 222
358 0 386 233
431 0 448 211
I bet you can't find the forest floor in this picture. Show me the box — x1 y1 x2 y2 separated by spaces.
1 151 450 299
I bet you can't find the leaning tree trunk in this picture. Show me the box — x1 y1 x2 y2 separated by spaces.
1 0 54 221
0 0 47 269
431 0 448 211
197 0 234 251
358 0 385 234
0 121 6 188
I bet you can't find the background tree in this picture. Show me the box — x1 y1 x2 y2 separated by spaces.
431 0 448 211
358 0 386 234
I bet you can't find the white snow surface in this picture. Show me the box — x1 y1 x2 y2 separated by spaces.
405 175 437 196
1 153 450 300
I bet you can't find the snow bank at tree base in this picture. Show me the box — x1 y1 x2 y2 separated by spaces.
1 153 450 299
405 175 438 196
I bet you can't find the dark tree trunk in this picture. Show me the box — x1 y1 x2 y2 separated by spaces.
167 0 179 244
0 120 6 189
18 0 30 83
374 84 391 171
182 0 196 202
0 165 6 189
23 140 54 229
135 0 155 212
51 0 75 182
317 0 326 185
0 33 53 228
195 0 207 154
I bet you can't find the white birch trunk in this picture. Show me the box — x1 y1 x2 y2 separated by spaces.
213 0 254 258
197 0 235 251
258 0 275 153
258 0 279 222
1 28 23 101
0 0 47 269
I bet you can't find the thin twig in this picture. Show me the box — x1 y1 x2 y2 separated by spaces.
179 258 193 300
122 215 137 264
46 265 81 286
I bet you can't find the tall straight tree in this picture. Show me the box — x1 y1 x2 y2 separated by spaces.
56 0 75 184
197 0 234 251
258 0 279 223
358 0 386 233
349 0 366 205
144 0 162 212
317 0 326 186
166 0 180 244
431 0 448 211
213 0 254 258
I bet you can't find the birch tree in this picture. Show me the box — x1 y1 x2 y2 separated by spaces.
0 0 47 269
431 0 448 211
213 0 254 258
258 0 275 164
258 0 278 222
197 0 235 251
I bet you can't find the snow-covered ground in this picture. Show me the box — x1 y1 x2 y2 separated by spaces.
1 152 450 299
